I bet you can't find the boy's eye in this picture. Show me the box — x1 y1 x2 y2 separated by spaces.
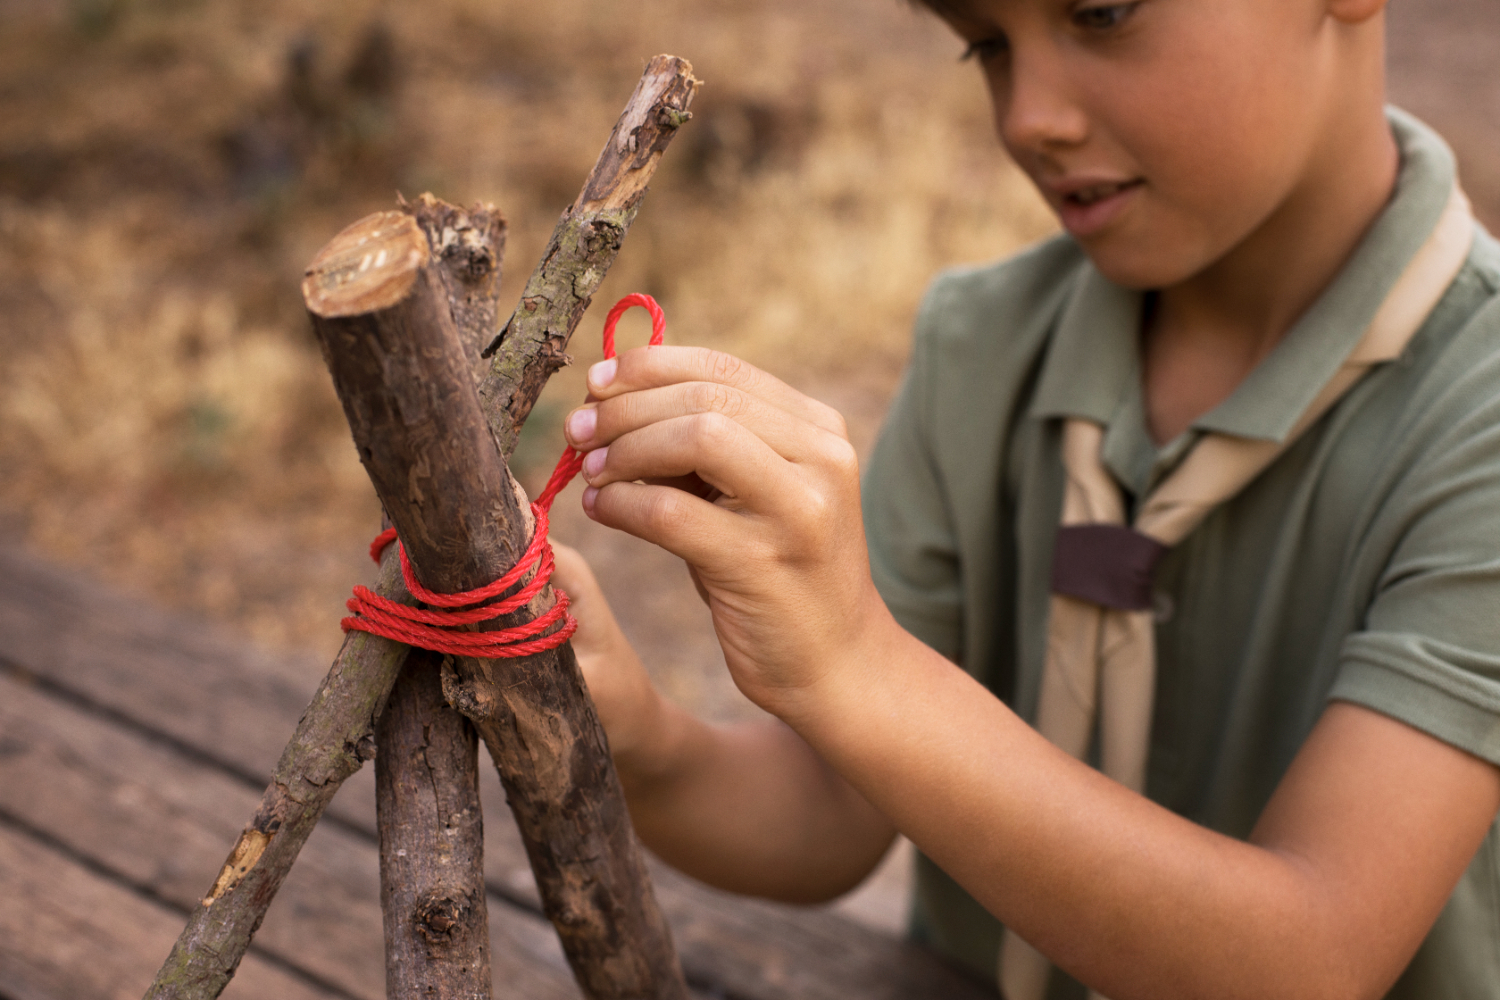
1071 2 1139 31
961 36 1010 64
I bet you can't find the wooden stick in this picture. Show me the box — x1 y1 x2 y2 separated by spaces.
143 55 698 1000
376 650 491 999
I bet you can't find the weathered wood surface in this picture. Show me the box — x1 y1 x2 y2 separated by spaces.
306 207 687 999
0 663 578 1000
0 544 997 1000
139 547 411 1000
0 822 336 1000
404 192 508 367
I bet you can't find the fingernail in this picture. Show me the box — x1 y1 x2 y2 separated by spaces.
588 358 617 390
566 407 596 443
582 446 608 481
582 486 599 516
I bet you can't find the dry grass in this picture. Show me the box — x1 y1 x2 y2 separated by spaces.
0 0 1054 699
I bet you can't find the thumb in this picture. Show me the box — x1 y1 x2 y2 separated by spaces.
550 543 626 658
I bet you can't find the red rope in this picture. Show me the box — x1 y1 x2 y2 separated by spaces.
342 293 666 659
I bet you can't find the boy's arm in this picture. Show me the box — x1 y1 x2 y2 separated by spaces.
551 545 897 903
566 345 1500 1000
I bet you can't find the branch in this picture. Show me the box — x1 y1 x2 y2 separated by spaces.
478 54 700 456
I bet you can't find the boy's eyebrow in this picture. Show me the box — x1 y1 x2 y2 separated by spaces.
907 0 972 18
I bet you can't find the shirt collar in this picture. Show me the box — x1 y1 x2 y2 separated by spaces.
1029 108 1459 451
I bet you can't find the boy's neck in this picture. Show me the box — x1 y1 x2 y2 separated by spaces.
1143 96 1400 445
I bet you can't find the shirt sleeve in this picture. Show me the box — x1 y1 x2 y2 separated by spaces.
1332 348 1500 766
862 283 966 662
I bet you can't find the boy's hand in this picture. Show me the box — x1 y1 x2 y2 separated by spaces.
563 346 897 720
550 543 670 771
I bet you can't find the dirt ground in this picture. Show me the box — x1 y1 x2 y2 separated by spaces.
1 0 1496 933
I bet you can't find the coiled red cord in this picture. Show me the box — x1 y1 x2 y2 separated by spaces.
341 293 666 658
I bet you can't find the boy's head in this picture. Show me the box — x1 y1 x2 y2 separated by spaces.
913 0 1394 290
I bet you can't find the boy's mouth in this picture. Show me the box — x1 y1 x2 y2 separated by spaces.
1064 179 1143 207
1050 177 1144 237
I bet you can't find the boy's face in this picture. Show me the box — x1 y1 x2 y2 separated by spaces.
937 0 1379 289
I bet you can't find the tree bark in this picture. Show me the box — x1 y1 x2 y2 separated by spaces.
306 204 689 999
144 54 698 1000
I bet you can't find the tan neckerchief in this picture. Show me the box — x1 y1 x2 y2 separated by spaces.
1000 186 1475 1000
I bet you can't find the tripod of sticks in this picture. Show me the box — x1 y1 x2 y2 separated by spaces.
144 55 700 1000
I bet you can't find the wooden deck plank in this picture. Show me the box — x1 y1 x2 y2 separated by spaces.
0 544 994 1000
0 821 335 1000
0 668 581 1000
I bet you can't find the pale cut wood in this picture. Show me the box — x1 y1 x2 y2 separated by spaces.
0 544 997 1000
0 823 336 1000
300 211 429 318
0 667 580 1000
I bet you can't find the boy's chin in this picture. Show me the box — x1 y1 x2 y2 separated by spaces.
1077 236 1210 293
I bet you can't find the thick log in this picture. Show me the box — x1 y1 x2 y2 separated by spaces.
143 54 699 1000
306 206 688 999
303 207 499 1000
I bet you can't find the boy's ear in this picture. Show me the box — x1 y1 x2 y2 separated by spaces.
1325 0 1387 24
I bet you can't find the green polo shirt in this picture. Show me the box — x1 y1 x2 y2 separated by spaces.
863 109 1500 998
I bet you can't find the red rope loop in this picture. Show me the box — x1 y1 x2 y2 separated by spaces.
341 293 666 659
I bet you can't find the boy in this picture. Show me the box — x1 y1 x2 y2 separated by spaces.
551 0 1500 996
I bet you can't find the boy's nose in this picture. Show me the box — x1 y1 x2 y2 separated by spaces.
995 48 1090 157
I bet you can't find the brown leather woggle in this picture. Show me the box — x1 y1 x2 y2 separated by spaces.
1049 523 1169 611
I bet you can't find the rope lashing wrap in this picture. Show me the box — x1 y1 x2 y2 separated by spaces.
342 293 667 659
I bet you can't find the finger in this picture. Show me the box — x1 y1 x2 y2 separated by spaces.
580 412 792 509
686 563 712 607
565 380 839 464
642 472 721 502
583 479 759 575
587 345 848 439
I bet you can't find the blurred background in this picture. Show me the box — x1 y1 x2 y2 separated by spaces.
0 0 1495 930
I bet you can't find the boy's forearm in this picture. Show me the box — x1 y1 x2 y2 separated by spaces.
787 616 1500 1000
615 700 897 903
